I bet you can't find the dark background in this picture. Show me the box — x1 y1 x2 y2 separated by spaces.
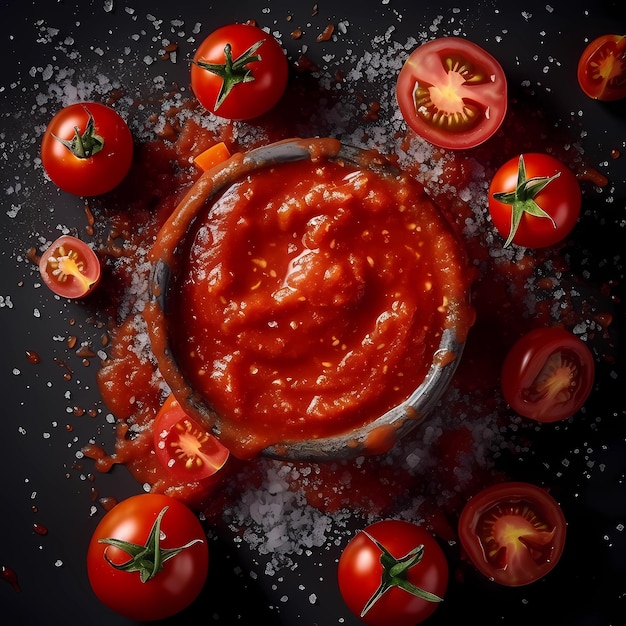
1 1 625 624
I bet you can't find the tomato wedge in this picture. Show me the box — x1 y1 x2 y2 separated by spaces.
153 395 229 481
38 235 101 299
501 327 595 422
396 37 507 149
577 34 626 101
458 482 566 587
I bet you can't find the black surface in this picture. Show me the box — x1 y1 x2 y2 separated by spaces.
1 1 626 625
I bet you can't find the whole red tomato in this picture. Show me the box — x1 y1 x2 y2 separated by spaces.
38 234 101 299
488 153 581 248
191 23 288 120
458 482 566 586
577 34 626 101
87 494 208 621
501 326 595 422
396 37 507 150
41 102 133 196
338 520 448 626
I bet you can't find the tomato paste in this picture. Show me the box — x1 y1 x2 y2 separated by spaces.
155 146 474 458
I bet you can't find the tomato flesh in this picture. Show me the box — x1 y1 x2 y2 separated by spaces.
458 482 566 587
153 395 229 481
39 235 101 299
501 327 595 422
577 34 626 101
397 37 507 150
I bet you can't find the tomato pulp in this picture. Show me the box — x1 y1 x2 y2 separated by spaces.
458 482 566 586
161 156 474 458
396 37 507 150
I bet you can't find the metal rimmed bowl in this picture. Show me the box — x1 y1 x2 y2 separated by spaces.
145 137 473 461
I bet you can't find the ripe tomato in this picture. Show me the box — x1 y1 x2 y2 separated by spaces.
458 482 566 587
488 153 581 248
41 102 133 196
191 23 289 120
87 494 208 621
337 520 448 626
577 34 626 101
501 326 595 423
38 234 101 299
396 37 507 150
153 395 230 481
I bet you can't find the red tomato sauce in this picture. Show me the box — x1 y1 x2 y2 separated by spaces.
163 157 473 457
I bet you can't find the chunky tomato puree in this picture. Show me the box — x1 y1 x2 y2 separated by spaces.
162 155 473 458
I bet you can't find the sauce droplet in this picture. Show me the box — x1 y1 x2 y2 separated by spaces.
1 565 20 592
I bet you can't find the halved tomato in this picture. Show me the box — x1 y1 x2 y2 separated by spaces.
38 234 101 299
577 34 626 101
153 395 229 481
458 482 566 587
501 327 595 422
396 37 507 150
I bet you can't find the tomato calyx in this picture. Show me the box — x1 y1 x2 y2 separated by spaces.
98 506 203 583
53 108 104 159
492 154 559 247
360 531 443 617
193 39 264 111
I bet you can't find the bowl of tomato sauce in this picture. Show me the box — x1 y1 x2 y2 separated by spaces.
144 137 475 461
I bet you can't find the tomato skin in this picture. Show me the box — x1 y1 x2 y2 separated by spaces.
87 494 208 621
191 24 288 120
396 37 507 150
153 395 230 481
338 520 448 626
38 235 101 298
501 327 595 422
577 34 626 101
458 482 566 587
41 102 133 196
488 153 581 248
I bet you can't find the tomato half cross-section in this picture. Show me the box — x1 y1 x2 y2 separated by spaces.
337 520 448 626
577 34 626 101
191 23 289 120
38 235 101 299
501 326 595 423
87 494 209 621
153 394 230 481
396 37 507 150
41 102 133 196
458 482 566 587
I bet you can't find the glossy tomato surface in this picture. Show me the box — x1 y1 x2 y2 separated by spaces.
458 482 567 587
338 520 448 626
153 395 230 481
488 153 581 248
577 34 626 101
396 37 507 149
501 326 595 422
87 494 209 621
38 234 101 298
40 102 133 196
191 23 288 120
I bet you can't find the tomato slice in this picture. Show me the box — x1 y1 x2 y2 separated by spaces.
38 235 101 299
396 37 507 150
153 395 229 481
501 327 595 423
577 34 626 101
458 482 566 587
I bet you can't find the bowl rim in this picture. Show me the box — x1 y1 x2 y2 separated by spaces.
144 137 468 461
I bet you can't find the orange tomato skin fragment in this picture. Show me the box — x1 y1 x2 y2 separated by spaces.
193 142 231 171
